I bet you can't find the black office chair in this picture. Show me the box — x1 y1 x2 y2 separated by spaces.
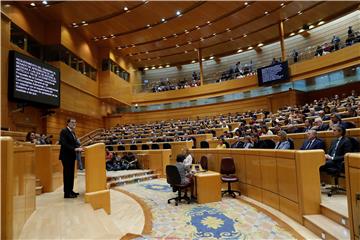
199 156 208 170
130 145 138 150
200 141 209 148
263 139 276 149
117 145 125 151
163 143 171 149
142 144 149 150
151 143 160 149
220 157 241 198
288 138 295 149
166 165 191 206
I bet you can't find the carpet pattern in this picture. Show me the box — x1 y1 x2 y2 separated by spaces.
118 179 297 239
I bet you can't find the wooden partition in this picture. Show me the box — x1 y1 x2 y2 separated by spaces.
189 148 324 223
84 143 110 214
0 130 27 142
114 150 171 177
34 145 62 192
1 137 36 239
345 153 360 240
108 141 193 164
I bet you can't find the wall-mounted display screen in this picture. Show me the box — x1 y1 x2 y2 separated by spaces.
257 61 289 86
8 50 60 107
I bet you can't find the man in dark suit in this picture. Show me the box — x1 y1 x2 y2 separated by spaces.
59 118 83 198
231 137 244 148
314 118 329 131
320 126 352 173
300 130 325 150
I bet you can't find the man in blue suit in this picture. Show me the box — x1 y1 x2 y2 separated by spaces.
300 130 325 150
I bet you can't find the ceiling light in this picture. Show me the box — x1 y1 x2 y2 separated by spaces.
309 25 315 29
81 20 86 24
200 38 204 41
209 56 214 60
244 2 248 6
226 28 231 32
158 66 163 69
144 67 149 70
162 37 167 40
184 50 188 53
264 11 269 15
280 3 285 6
289 32 295 36
298 29 304 33
176 44 179 47
173 33 177 37
42 1 48 5
73 25 79 28
284 17 289 21
257 43 264 47
237 49 243 53
207 21 211 24
176 10 181 16
196 26 200 29
146 24 151 28
191 60 196 63
188 41 192 44
30 2 36 6
318 21 325 25
201 58 205 61
230 38 234 41
151 66 156 70
194 48 198 51
166 64 170 68
161 18 166 22
145 51 149 54
248 46 253 50
298 11 302 15
72 22 77 26
213 33 216 36
243 34 247 38
132 44 135 47
123 6 128 11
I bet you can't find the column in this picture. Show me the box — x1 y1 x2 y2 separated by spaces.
279 21 286 61
197 48 204 85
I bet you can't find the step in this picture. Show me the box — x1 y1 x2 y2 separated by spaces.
303 214 350 240
108 174 159 188
94 209 124 238
35 186 43 195
106 170 155 181
36 178 41 187
320 204 349 228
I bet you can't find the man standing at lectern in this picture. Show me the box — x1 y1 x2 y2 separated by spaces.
59 118 83 198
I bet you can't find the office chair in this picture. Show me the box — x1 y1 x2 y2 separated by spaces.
117 145 125 151
142 144 150 150
199 156 208 170
166 165 191 206
130 145 138 150
200 141 209 148
263 139 276 149
151 143 160 149
163 143 171 149
220 157 241 198
288 138 295 149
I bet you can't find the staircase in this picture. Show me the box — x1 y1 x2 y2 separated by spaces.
303 199 350 240
107 169 159 188
35 178 43 195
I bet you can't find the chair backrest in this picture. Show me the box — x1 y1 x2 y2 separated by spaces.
200 141 209 148
107 146 113 151
349 137 360 152
190 137 196 148
263 139 276 149
151 143 160 149
288 138 295 149
166 165 181 185
224 141 230 148
142 144 150 150
200 156 208 170
117 145 125 151
130 145 138 150
163 143 172 149
220 157 236 175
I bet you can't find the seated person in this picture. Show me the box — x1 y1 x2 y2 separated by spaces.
251 134 268 149
300 130 325 150
175 154 194 196
182 148 194 171
320 126 352 174
216 138 227 149
313 117 329 131
231 136 244 148
243 135 254 149
274 130 291 149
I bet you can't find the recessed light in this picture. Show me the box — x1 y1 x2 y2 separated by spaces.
82 23 88 26
188 41 192 44
42 1 48 5
123 6 128 11
145 51 149 54
207 21 211 24
73 25 79 28
132 44 135 47
298 11 302 15
248 46 253 50
237 49 243 53
318 21 325 25
166 64 170 68
173 33 177 37
200 38 204 41
244 2 248 6
176 10 181 16
226 28 231 32
176 44 179 47
191 60 196 63
196 26 200 29
146 24 151 28
129 53 133 56
185 29 189 34
309 25 315 29
257 43 264 47
151 66 156 70
184 50 188 53
158 66 163 69
30 2 36 7
280 3 285 7
144 67 149 71
264 11 269 15
243 34 247 38
209 56 214 60
230 38 234 41
213 33 216 36
81 20 86 24
289 32 295 36
194 48 198 51
72 22 77 26
163 37 167 40
284 17 289 21
298 29 304 33
161 18 166 22
201 58 205 61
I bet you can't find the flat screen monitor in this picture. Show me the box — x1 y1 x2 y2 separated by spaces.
8 50 60 107
257 61 289 86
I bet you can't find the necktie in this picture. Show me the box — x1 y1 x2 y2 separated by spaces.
305 140 314 150
331 138 341 158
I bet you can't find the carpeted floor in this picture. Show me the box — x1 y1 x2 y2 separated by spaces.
117 179 298 240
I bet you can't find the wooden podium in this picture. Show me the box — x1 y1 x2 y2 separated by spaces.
194 171 221 204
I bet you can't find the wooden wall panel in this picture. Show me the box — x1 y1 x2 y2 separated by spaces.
98 71 132 106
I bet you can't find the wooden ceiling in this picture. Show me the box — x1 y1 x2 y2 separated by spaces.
11 1 360 69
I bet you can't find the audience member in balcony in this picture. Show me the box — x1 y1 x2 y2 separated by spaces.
300 130 325 150
313 118 329 131
274 130 291 150
292 49 299 63
271 58 279 65
315 46 323 57
192 71 198 81
320 125 352 174
331 35 341 51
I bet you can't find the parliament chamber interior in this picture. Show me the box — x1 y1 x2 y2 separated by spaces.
1 1 360 239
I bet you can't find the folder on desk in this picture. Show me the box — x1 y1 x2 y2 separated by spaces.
191 164 206 173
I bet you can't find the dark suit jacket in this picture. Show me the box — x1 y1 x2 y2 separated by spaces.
300 138 325 150
327 137 352 164
231 141 243 148
59 127 78 162
317 123 329 131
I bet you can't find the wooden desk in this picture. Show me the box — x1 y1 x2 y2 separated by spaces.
194 171 221 204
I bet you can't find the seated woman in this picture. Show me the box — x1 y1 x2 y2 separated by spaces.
175 154 194 198
216 138 227 149
274 130 291 149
